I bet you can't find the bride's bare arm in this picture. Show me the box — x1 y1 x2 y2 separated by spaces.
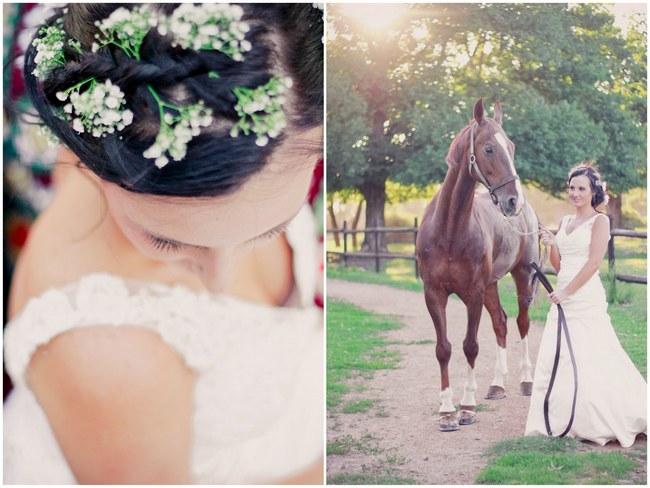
27 326 194 484
561 214 610 296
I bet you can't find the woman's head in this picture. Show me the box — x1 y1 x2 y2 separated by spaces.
24 3 323 293
24 3 323 197
567 162 608 209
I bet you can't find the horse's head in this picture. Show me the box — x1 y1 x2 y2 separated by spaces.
467 98 525 217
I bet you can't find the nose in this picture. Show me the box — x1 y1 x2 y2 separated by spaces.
501 195 519 216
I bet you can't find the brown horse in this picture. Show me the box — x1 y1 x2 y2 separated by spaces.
416 99 539 431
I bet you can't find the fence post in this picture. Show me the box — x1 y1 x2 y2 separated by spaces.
343 221 348 268
374 227 380 273
414 217 419 279
607 215 615 272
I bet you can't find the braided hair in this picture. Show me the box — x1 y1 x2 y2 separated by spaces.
24 3 323 197
567 161 608 208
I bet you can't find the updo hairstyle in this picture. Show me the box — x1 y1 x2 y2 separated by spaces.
567 161 608 208
24 3 323 197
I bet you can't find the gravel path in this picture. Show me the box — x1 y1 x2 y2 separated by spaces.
326 278 547 484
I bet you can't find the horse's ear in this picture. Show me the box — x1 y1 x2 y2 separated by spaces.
473 98 484 124
493 100 503 126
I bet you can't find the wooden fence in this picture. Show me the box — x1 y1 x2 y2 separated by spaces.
327 218 647 284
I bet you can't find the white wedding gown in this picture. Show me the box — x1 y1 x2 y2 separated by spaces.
4 206 323 484
525 214 647 447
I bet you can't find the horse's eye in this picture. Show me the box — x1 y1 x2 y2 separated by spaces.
485 146 494 155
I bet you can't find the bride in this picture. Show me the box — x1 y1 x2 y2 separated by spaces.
525 163 646 448
4 3 324 484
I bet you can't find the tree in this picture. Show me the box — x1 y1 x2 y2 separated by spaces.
327 3 646 232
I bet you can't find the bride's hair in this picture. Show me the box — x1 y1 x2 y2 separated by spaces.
567 162 608 208
24 3 323 197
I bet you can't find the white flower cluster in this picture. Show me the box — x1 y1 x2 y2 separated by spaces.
231 76 292 147
93 5 158 59
143 101 213 169
158 3 252 61
57 80 134 137
32 25 66 79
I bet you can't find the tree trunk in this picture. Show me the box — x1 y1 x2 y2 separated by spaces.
328 203 340 247
360 181 387 252
608 194 623 229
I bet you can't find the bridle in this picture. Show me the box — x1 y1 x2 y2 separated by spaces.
468 122 520 205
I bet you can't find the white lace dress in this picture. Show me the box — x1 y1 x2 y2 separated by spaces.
4 206 323 484
525 214 647 447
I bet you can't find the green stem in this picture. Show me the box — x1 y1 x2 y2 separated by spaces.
64 77 95 95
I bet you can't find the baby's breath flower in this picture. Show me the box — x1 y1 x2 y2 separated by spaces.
39 124 61 147
231 75 292 147
32 24 67 79
159 3 252 61
94 5 157 59
65 79 134 137
143 89 213 169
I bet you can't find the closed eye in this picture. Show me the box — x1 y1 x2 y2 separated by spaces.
143 220 293 252
246 221 292 244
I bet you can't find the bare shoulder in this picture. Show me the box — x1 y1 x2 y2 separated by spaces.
593 213 610 227
8 164 109 318
27 325 194 484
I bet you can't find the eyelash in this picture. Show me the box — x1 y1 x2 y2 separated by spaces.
145 235 184 253
144 222 292 252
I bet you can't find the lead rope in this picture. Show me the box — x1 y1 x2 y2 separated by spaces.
531 262 578 437
502 215 548 272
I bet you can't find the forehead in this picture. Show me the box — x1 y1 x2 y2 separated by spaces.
569 174 591 186
108 126 322 247
477 120 509 141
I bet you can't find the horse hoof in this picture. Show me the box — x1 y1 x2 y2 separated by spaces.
485 385 506 400
520 381 533 396
438 412 460 432
459 406 477 425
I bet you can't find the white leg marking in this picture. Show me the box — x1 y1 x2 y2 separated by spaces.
440 387 455 413
460 365 477 407
520 336 533 382
492 345 508 388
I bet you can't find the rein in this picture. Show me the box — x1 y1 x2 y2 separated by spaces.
468 122 520 205
531 262 578 438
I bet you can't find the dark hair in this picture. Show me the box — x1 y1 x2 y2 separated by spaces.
567 161 608 208
24 3 323 197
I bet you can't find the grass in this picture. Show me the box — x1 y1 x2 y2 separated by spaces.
328 473 420 485
327 299 402 410
327 432 420 485
328 255 647 379
476 436 645 484
342 399 377 414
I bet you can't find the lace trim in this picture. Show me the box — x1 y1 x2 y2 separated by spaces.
4 273 319 384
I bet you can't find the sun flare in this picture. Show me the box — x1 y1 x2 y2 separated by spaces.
338 3 407 33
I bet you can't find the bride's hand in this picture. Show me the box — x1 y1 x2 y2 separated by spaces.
548 287 569 304
539 227 557 247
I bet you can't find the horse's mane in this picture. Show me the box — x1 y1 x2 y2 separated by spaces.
445 121 474 168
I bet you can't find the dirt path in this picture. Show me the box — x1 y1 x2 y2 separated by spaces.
327 278 547 484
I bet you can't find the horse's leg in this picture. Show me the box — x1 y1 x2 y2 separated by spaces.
423 286 456 431
458 291 484 425
483 282 508 400
511 264 536 396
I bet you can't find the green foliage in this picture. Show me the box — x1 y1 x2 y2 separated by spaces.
328 3 647 208
477 436 641 484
